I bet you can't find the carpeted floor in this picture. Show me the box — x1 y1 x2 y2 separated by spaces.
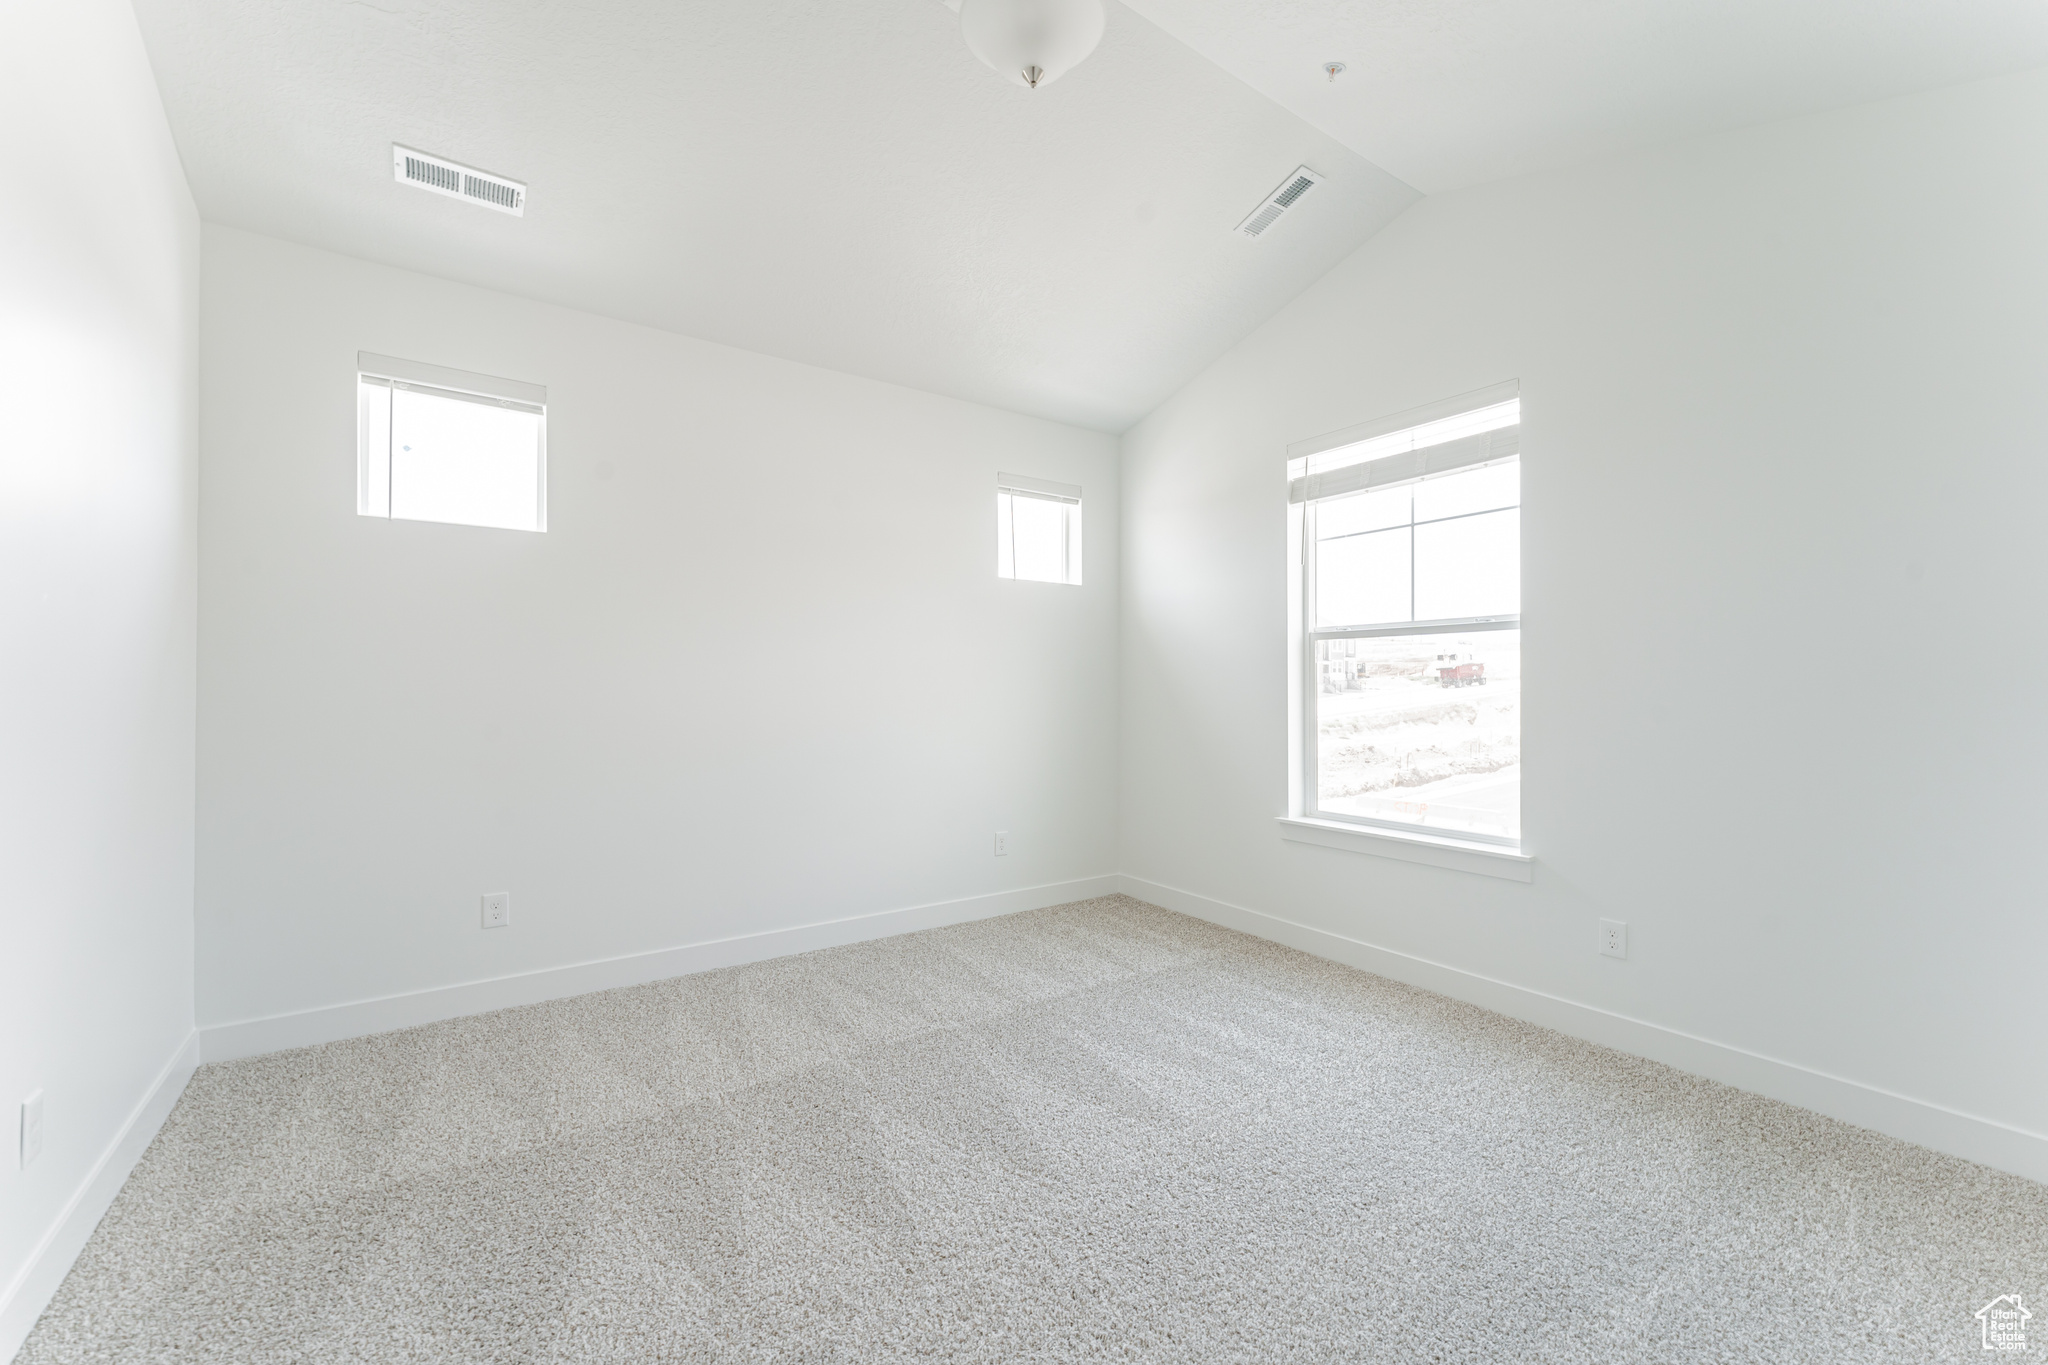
19 895 2048 1362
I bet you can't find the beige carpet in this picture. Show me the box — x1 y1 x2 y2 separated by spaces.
19 895 2047 1362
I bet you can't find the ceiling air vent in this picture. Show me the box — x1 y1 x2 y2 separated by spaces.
392 145 526 217
1235 165 1323 238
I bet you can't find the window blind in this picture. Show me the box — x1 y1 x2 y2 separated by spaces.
1290 424 1518 503
998 471 1081 504
359 373 545 417
1287 383 1519 505
358 351 546 408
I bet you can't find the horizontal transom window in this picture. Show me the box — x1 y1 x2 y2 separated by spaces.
357 352 547 533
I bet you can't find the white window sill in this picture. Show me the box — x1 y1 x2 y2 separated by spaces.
1277 816 1533 883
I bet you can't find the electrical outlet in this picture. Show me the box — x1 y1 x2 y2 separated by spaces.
481 892 511 929
993 831 1009 856
21 1090 44 1169
1599 919 1628 959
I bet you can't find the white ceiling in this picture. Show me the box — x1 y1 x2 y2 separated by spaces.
1120 0 2048 193
130 0 1416 432
131 0 2048 432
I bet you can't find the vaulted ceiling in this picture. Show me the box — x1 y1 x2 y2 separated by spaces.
1123 0 2048 193
131 0 1414 432
131 0 2048 432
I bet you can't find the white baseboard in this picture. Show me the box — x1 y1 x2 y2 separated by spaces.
22 869 2035 1365
1118 874 2048 1186
1 1029 199 1364
200 875 1122 1063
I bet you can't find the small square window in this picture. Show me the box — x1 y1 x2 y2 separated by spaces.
358 353 546 532
996 473 1081 586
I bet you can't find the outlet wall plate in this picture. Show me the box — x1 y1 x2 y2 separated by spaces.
21 1089 44 1168
1599 918 1628 959
482 892 511 928
993 831 1009 856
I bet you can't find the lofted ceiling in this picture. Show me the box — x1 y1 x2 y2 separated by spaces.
130 0 1416 433
131 0 2048 431
1121 0 2048 194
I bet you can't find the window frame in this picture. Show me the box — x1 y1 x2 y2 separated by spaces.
357 351 549 533
1288 383 1522 851
996 472 1083 586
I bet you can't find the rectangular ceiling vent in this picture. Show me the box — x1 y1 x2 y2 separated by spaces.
392 145 525 217
1235 165 1323 238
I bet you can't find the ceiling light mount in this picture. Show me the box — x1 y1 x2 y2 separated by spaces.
959 0 1105 90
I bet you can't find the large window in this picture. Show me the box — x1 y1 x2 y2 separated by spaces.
1292 387 1521 845
997 472 1082 585
358 352 547 533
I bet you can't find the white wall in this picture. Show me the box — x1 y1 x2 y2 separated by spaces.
0 0 200 1352
1119 67 2048 1177
197 228 1119 1040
